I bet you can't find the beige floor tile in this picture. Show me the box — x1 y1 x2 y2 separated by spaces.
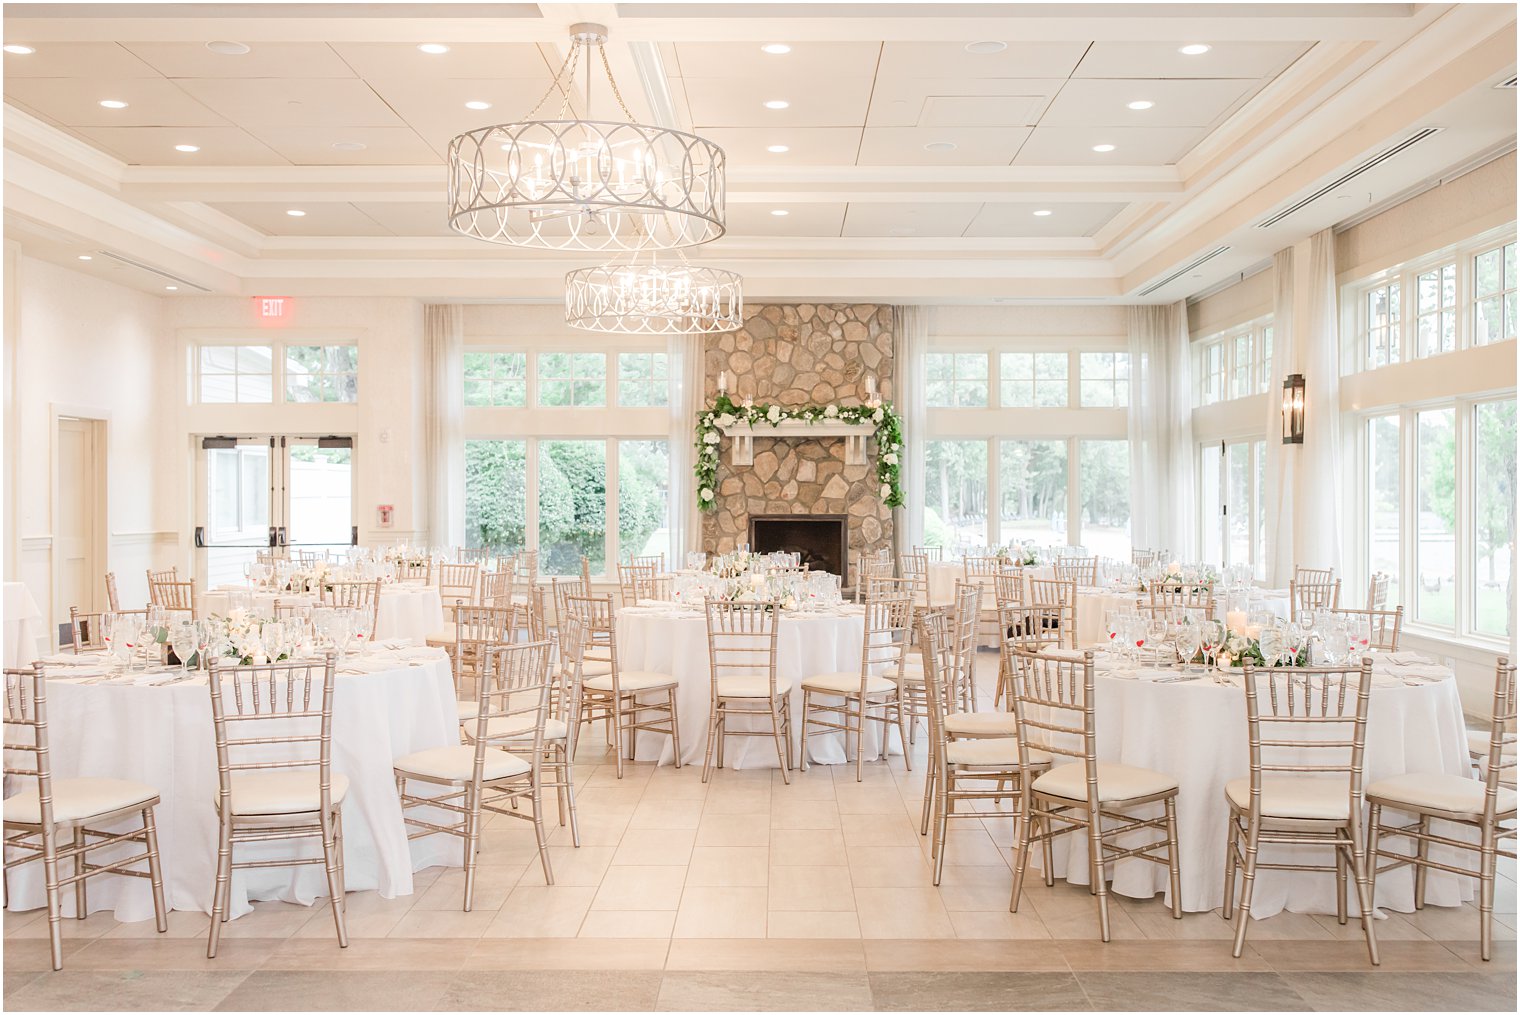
410 864 524 911
665 937 867 971
947 908 1054 939
777 769 838 799
701 789 773 815
924 827 1009 866
102 909 212 940
854 886 956 939
643 769 712 800
696 812 772 847
673 886 769 938
1249 938 1474 971
590 865 688 911
260 936 473 971
577 910 678 938
767 865 856 912
69 936 284 971
686 846 770 887
848 845 937 888
841 810 921 848
468 937 670 969
834 783 918 815
767 910 864 939
1059 938 1275 971
386 908 498 939
514 845 616 887
627 796 706 830
483 885 596 938
612 827 697 866
6 909 136 941
862 938 1069 971
769 797 843 830
770 828 848 866
547 811 631 847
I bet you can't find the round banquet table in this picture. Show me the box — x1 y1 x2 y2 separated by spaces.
1034 651 1474 918
202 583 445 645
4 647 460 923
1070 588 1291 647
3 581 46 667
615 604 882 768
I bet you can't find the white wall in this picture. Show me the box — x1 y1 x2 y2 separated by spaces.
9 252 175 650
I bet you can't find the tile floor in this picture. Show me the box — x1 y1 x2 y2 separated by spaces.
4 655 1515 1011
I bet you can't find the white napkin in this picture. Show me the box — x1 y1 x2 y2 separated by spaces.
1384 651 1431 666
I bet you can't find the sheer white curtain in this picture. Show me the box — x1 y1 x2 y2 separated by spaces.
667 333 706 560
1261 248 1295 586
893 305 928 552
423 304 464 548
1127 301 1194 559
1296 229 1343 571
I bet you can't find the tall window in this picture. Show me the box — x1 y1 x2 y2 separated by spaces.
999 352 1067 407
617 353 669 408
1473 399 1516 637
284 345 358 403
538 440 607 575
1079 352 1129 408
1366 415 1401 611
537 352 607 407
1414 262 1457 358
1199 341 1226 405
618 440 670 562
1414 407 1456 627
463 352 527 407
1364 282 1401 369
463 440 527 552
925 352 989 407
998 441 1067 544
1078 439 1130 560
198 345 273 404
925 440 989 547
1474 242 1517 346
1196 318 1273 405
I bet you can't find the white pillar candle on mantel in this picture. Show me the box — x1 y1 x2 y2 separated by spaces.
718 370 728 394
865 375 876 398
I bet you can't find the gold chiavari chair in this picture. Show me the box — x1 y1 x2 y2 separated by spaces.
899 551 927 582
4 663 167 970
255 550 281 566
395 641 557 904
1007 645 1182 941
913 544 944 562
632 574 674 603
146 566 179 585
628 553 664 572
320 579 382 640
800 594 913 782
67 606 144 654
568 594 681 779
104 571 124 612
918 612 1049 883
990 576 1027 708
206 653 346 957
1367 658 1516 962
1330 605 1403 652
1028 577 1078 649
516 549 540 585
480 568 515 611
1223 658 1378 965
704 601 793 783
293 549 329 566
438 605 516 724
551 574 608 669
1289 576 1342 619
437 562 481 606
1053 556 1099 586
854 556 895 603
147 577 197 621
1365 572 1391 611
395 557 432 584
1146 582 1215 622
1132 548 1160 568
458 546 492 563
617 561 658 608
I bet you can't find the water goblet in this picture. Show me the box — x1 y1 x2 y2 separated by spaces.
171 620 198 674
1257 625 1284 671
1175 622 1201 674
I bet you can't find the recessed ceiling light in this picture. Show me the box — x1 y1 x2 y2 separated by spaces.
464 100 492 110
1091 143 1116 153
1127 100 1154 110
206 41 250 55
77 254 92 261
3 44 35 55
766 144 790 153
1032 209 1053 217
286 209 307 217
761 43 791 55
771 209 789 217
1179 44 1211 56
418 43 450 55
965 41 1007 55
923 141 957 152
164 285 178 291
99 99 128 109
764 99 789 110
332 141 368 152
174 144 200 153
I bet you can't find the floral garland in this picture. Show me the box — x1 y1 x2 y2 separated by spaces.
694 394 904 512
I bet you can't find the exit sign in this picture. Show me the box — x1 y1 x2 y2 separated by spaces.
256 296 289 319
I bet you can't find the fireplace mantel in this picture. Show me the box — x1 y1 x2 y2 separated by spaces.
717 419 874 466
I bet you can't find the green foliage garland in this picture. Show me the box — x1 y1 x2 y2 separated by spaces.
694 394 905 512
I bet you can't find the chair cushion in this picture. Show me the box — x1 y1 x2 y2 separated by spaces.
1466 730 1517 759
584 670 677 693
1367 772 1517 817
394 745 530 783
943 711 1020 737
1034 762 1178 803
579 658 614 677
462 716 569 742
4 777 159 825
802 672 896 696
945 738 1053 768
716 674 792 698
218 771 349 816
1224 776 1350 821
584 647 613 662
457 699 479 723
425 623 457 648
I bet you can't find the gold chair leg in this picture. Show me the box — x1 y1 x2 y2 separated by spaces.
72 826 87 920
41 844 63 971
321 808 348 946
1164 796 1182 920
770 700 791 784
668 688 683 769
142 806 168 933
1231 820 1261 959
1347 820 1379 966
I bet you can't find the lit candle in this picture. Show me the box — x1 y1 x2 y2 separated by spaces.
718 370 728 394
865 375 876 398
1226 610 1248 636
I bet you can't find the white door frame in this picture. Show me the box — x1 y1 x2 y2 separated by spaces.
50 404 109 638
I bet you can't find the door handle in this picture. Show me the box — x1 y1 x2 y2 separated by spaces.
194 526 205 548
278 527 288 547
268 526 278 548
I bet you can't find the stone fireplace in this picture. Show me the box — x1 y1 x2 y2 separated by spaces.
702 303 895 577
749 514 849 584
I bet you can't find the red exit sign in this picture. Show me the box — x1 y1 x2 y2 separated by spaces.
255 296 290 320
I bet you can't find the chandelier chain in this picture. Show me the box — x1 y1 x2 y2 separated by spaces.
524 39 582 120
597 45 637 122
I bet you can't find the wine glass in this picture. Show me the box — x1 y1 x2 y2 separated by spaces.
1175 622 1201 674
1323 622 1351 666
1257 624 1284 671
263 621 287 663
329 611 353 662
1104 610 1123 653
1146 615 1169 664
171 620 198 675
1349 615 1373 658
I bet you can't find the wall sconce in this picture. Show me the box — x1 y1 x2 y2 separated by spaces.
1282 373 1306 444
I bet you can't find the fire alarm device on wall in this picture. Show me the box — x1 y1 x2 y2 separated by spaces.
377 504 394 529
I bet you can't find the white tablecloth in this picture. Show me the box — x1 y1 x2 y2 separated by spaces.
1037 653 1473 918
202 584 445 645
4 647 459 922
615 605 878 768
4 581 46 667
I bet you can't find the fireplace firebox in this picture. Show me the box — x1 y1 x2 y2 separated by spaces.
748 514 849 584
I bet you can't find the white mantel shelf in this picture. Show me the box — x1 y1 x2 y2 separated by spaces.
718 419 875 467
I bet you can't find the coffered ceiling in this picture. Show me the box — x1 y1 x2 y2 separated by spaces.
2 3 1515 302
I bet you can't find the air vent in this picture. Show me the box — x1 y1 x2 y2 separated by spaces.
1254 128 1443 230
94 250 212 292
1135 246 1231 298
1496 76 1518 89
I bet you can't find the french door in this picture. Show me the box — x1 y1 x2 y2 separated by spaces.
195 435 355 587
1199 438 1266 577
